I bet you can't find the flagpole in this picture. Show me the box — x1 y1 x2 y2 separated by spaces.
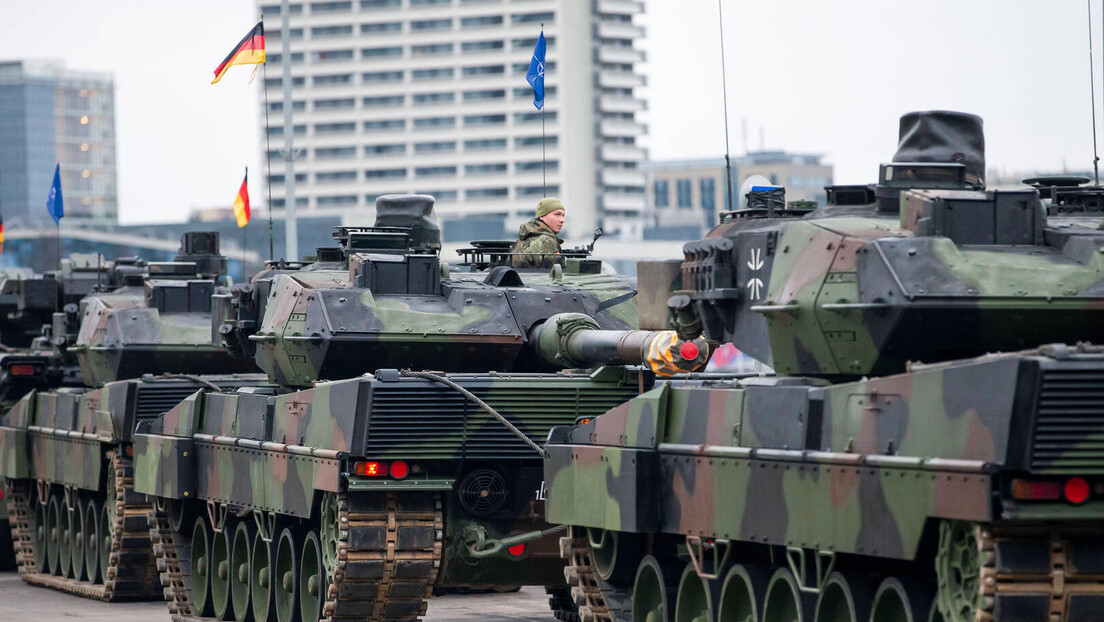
540 24 547 198
55 223 60 271
260 19 275 262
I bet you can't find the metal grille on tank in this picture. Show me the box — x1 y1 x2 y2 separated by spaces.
1031 366 1104 474
458 469 508 515
365 383 637 458
135 384 202 419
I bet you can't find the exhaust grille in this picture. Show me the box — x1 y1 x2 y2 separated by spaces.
1031 367 1104 474
364 380 637 459
135 384 203 420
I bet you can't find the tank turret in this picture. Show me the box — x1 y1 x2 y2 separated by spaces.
656 110 1104 377
229 195 646 386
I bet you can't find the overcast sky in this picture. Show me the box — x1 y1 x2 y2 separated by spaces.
1 0 1102 224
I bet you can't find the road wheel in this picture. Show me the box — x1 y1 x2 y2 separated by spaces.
251 530 274 622
870 578 932 622
191 516 213 617
300 530 324 622
762 567 809 622
631 555 677 622
211 521 232 619
46 494 61 575
274 527 300 622
57 495 72 578
230 521 253 622
718 564 768 622
84 498 102 584
813 572 873 622
70 497 87 581
674 562 714 622
33 494 49 573
99 499 113 583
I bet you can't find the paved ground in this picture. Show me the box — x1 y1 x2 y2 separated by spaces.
0 571 559 621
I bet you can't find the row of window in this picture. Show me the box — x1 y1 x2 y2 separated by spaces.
266 136 558 161
268 161 558 184
263 2 553 21
271 40 534 63
266 86 557 112
263 63 557 89
271 184 562 208
654 178 717 211
266 112 557 136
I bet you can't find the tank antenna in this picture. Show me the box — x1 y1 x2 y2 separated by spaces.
717 0 735 213
1088 0 1100 184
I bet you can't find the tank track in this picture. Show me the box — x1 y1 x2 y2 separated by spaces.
562 529 631 622
546 586 581 622
150 490 444 622
4 450 159 600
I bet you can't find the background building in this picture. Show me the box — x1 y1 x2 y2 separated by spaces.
259 0 647 242
0 60 118 227
643 151 832 239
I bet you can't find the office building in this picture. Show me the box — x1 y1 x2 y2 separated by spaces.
0 60 118 227
643 151 833 239
259 0 647 241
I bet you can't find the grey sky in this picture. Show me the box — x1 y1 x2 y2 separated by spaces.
1 0 1101 224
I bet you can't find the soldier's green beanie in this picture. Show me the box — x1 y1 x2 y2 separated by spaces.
536 197 565 219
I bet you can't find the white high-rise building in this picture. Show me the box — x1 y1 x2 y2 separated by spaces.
259 0 647 242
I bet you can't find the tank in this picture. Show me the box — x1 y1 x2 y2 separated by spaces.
544 111 1104 622
130 196 708 622
0 232 266 600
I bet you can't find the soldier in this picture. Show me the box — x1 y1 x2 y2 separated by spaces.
511 197 566 269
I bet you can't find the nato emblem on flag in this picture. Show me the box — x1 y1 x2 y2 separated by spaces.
46 163 64 224
525 31 546 110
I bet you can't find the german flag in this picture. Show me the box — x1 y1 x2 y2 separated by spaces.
0 216 5 255
212 22 265 85
233 170 250 228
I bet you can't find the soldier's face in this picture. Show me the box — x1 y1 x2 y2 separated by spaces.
541 209 565 233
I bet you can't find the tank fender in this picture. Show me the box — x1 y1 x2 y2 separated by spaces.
132 427 195 500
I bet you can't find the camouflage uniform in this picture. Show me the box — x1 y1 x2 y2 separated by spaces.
511 218 564 269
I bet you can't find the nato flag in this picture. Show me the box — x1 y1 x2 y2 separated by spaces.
46 163 64 224
525 31 546 110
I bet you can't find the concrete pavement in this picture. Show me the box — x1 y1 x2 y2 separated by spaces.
0 571 560 621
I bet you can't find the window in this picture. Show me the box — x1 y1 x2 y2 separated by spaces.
414 141 456 153
311 25 352 37
361 0 400 7
515 135 557 148
364 119 406 130
412 43 453 56
516 160 557 172
465 138 506 151
463 65 505 77
315 146 357 158
267 101 306 112
411 0 451 4
411 18 453 30
512 11 553 24
414 116 456 129
463 114 505 126
362 70 404 82
700 178 716 212
514 111 555 124
362 46 403 59
317 195 358 206
412 67 454 80
677 179 692 208
463 89 505 102
364 144 406 155
415 166 457 177
654 180 669 208
271 197 309 207
364 168 407 179
517 185 560 197
267 27 304 39
512 36 555 49
465 163 507 175
267 173 308 184
461 15 502 27
363 95 404 107
361 21 401 33
313 73 353 86
513 85 556 99
311 1 352 11
314 98 355 110
268 125 306 136
418 190 458 201
462 40 504 52
315 122 356 134
512 61 555 74
317 170 358 183
264 77 305 88
412 92 455 105
261 4 302 15
267 52 304 64
312 50 354 63
466 187 508 199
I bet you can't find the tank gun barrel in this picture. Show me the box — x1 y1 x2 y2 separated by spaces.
529 313 709 376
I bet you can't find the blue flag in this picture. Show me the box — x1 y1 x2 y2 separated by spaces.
525 31 546 110
46 163 63 224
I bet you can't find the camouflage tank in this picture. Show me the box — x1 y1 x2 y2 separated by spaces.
0 232 265 599
545 111 1104 622
131 196 708 622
